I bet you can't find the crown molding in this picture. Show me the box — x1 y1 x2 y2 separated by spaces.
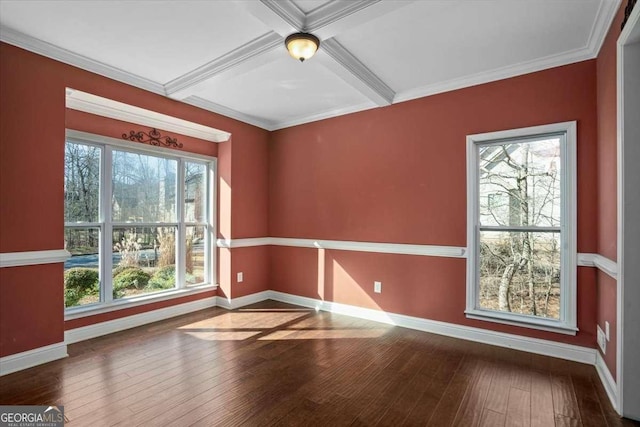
0 25 165 95
306 0 381 32
394 0 620 104
394 45 596 104
273 101 376 130
320 39 395 106
588 0 622 56
66 89 231 142
1 0 620 132
164 31 283 98
183 96 276 131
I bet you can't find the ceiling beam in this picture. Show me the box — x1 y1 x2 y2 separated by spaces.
318 39 394 106
241 0 304 36
164 32 282 100
309 0 415 39
168 0 409 109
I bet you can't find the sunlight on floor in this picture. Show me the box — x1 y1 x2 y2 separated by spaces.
177 310 309 330
257 328 387 340
182 331 261 341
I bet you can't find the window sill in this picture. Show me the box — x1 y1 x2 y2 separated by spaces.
464 309 578 336
64 284 218 321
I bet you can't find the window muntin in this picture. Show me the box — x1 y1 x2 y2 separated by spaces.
467 122 576 333
64 139 214 310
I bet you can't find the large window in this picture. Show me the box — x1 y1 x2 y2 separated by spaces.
64 134 215 310
466 122 576 334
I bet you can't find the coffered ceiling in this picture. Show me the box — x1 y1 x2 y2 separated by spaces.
0 0 619 131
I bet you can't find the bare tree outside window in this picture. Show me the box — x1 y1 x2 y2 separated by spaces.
477 137 562 319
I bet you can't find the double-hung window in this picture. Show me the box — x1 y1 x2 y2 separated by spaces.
466 122 577 334
64 132 215 311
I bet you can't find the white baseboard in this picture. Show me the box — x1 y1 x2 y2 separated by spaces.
0 342 68 376
215 291 272 310
266 291 597 365
596 350 619 412
65 297 217 344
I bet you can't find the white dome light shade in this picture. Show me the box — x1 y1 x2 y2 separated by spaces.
285 33 320 62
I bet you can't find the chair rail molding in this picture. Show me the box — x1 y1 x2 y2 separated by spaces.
0 249 71 268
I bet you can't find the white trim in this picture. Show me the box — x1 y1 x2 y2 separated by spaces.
216 237 466 258
273 100 377 131
577 253 618 278
596 350 619 412
617 2 640 418
394 0 620 106
589 0 623 57
0 342 68 376
215 291 272 310
65 130 217 162
0 26 165 95
320 39 394 106
0 249 71 268
64 296 216 344
266 291 597 365
306 0 382 33
216 238 273 249
182 96 276 131
260 0 306 31
164 32 283 99
66 89 231 143
464 309 578 335
466 121 578 335
64 284 217 320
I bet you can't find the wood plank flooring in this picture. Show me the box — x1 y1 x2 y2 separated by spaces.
0 300 636 426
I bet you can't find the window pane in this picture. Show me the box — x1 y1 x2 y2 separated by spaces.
479 138 561 227
65 142 100 223
112 226 176 299
186 226 206 285
112 151 177 222
479 230 560 320
64 228 100 308
185 162 207 223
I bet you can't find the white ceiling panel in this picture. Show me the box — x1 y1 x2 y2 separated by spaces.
0 0 618 129
0 0 272 84
336 0 602 94
192 55 375 126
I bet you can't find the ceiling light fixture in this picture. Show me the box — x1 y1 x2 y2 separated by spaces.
285 32 320 62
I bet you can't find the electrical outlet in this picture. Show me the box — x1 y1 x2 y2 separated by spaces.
374 281 382 293
605 321 610 341
597 325 607 354
237 272 243 283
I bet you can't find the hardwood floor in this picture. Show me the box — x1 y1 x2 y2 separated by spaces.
0 300 636 426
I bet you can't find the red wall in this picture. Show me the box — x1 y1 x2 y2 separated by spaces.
594 2 626 380
269 60 599 348
0 42 270 356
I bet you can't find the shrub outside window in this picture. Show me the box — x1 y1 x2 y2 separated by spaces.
64 135 214 310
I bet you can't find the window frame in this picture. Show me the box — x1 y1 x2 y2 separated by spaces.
64 130 217 317
465 121 577 335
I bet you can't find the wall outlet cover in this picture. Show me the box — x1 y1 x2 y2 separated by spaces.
597 325 607 354
374 281 382 293
237 272 243 283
